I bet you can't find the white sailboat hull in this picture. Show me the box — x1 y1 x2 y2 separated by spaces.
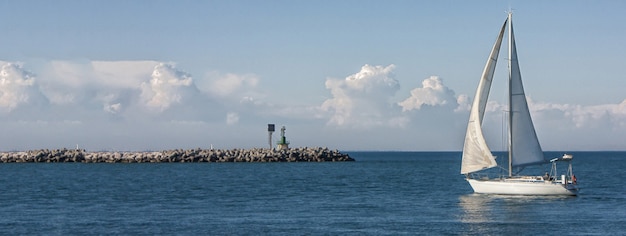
467 178 578 196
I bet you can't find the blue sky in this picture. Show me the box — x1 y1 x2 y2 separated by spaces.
0 0 625 151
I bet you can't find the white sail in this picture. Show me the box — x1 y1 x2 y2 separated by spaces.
508 15 545 167
460 19 507 174
461 13 578 195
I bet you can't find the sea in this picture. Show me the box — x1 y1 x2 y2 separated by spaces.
0 151 624 235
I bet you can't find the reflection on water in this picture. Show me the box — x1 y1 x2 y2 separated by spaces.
458 194 493 223
458 194 494 235
457 194 575 235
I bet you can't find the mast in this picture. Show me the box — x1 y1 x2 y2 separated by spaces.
507 12 513 177
507 12 545 170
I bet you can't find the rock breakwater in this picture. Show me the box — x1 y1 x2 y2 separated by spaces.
0 147 354 163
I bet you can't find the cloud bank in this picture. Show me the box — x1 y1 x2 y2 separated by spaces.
0 60 624 151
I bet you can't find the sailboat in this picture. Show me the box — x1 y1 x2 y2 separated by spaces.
461 12 578 195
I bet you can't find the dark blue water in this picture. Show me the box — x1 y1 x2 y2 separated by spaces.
0 151 624 235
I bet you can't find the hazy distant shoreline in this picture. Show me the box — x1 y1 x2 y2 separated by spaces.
0 147 354 163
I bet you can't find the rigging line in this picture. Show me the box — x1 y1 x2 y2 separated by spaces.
500 110 507 151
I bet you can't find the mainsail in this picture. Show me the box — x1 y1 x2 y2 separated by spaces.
507 15 545 167
460 19 507 174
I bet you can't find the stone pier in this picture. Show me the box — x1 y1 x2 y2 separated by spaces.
0 147 354 163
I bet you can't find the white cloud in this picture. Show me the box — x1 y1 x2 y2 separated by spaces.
99 93 121 114
501 98 626 150
459 96 626 150
529 98 626 129
3 60 221 125
207 72 259 97
343 64 398 92
41 61 207 114
455 94 471 112
140 63 195 112
194 71 266 121
456 91 626 132
320 64 405 128
38 60 159 109
0 59 624 151
398 76 458 112
90 61 157 88
0 62 48 112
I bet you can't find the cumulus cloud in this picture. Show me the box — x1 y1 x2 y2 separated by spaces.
320 64 405 127
140 63 195 112
398 76 458 112
455 94 471 112
0 62 48 112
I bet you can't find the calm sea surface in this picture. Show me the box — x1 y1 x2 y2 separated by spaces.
0 151 624 235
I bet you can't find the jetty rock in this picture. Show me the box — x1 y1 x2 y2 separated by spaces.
0 147 354 163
